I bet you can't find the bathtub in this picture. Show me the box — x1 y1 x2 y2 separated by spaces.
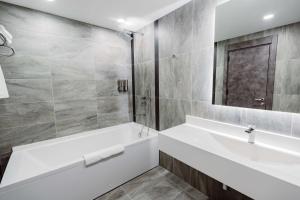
0 122 158 200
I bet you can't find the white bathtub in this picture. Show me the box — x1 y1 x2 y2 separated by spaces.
0 123 159 200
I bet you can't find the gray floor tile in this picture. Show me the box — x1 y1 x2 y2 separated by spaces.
95 167 208 200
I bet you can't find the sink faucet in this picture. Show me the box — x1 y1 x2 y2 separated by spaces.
245 125 256 144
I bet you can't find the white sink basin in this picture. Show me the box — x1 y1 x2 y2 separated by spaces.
159 116 300 200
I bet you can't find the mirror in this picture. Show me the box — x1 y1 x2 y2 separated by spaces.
213 0 300 113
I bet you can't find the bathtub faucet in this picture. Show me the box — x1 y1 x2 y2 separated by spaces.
245 125 256 144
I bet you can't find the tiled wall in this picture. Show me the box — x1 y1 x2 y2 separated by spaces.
0 2 132 152
134 0 300 138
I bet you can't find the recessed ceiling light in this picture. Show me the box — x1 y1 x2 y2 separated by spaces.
47 0 55 2
263 14 274 20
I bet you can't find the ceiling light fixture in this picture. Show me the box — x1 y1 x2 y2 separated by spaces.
47 0 55 2
117 18 132 26
263 14 274 20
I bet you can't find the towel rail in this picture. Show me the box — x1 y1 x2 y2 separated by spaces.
0 33 15 57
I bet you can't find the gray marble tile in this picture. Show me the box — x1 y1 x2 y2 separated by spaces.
0 2 49 33
158 12 175 59
192 0 216 50
41 14 93 39
282 23 300 60
0 102 54 129
91 27 131 50
283 59 300 95
98 112 130 128
159 54 191 100
9 29 52 57
97 95 129 114
52 80 96 102
159 98 191 131
94 43 131 66
292 114 300 138
47 36 94 60
173 53 192 100
213 105 243 125
96 80 120 97
51 58 95 80
56 114 98 137
134 23 155 63
95 63 130 81
273 94 300 113
95 187 130 200
1 55 51 79
242 109 292 135
159 57 174 99
191 101 214 120
192 47 214 102
0 79 52 104
54 100 97 121
134 61 155 97
173 2 193 55
11 122 56 147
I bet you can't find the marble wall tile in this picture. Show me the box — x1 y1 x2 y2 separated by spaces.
159 54 191 100
192 47 214 101
0 2 49 33
11 122 56 146
97 95 129 114
134 23 155 63
54 100 97 121
242 109 292 135
98 112 130 128
191 100 214 120
283 23 300 60
51 58 95 80
0 79 52 104
0 102 54 129
9 29 52 57
192 0 216 50
158 12 175 59
173 2 193 55
213 105 243 125
0 2 132 148
1 55 52 79
52 80 96 102
159 98 191 130
56 115 98 137
159 57 174 99
96 80 119 97
134 61 155 97
173 53 192 100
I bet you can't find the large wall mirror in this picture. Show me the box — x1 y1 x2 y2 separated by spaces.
213 0 300 113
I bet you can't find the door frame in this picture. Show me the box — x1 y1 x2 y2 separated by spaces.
221 35 278 110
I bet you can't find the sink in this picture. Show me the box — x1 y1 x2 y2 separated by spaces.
159 116 300 200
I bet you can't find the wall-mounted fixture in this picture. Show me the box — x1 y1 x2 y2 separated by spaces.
117 80 128 92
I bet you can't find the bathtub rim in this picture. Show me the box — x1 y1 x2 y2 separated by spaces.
0 122 158 191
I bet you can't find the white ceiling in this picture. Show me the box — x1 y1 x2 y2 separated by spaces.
215 0 300 41
1 0 192 32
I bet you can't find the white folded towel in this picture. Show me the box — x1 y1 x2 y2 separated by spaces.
83 145 125 166
0 25 13 44
0 65 9 99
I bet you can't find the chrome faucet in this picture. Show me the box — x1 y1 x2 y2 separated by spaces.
245 125 256 144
